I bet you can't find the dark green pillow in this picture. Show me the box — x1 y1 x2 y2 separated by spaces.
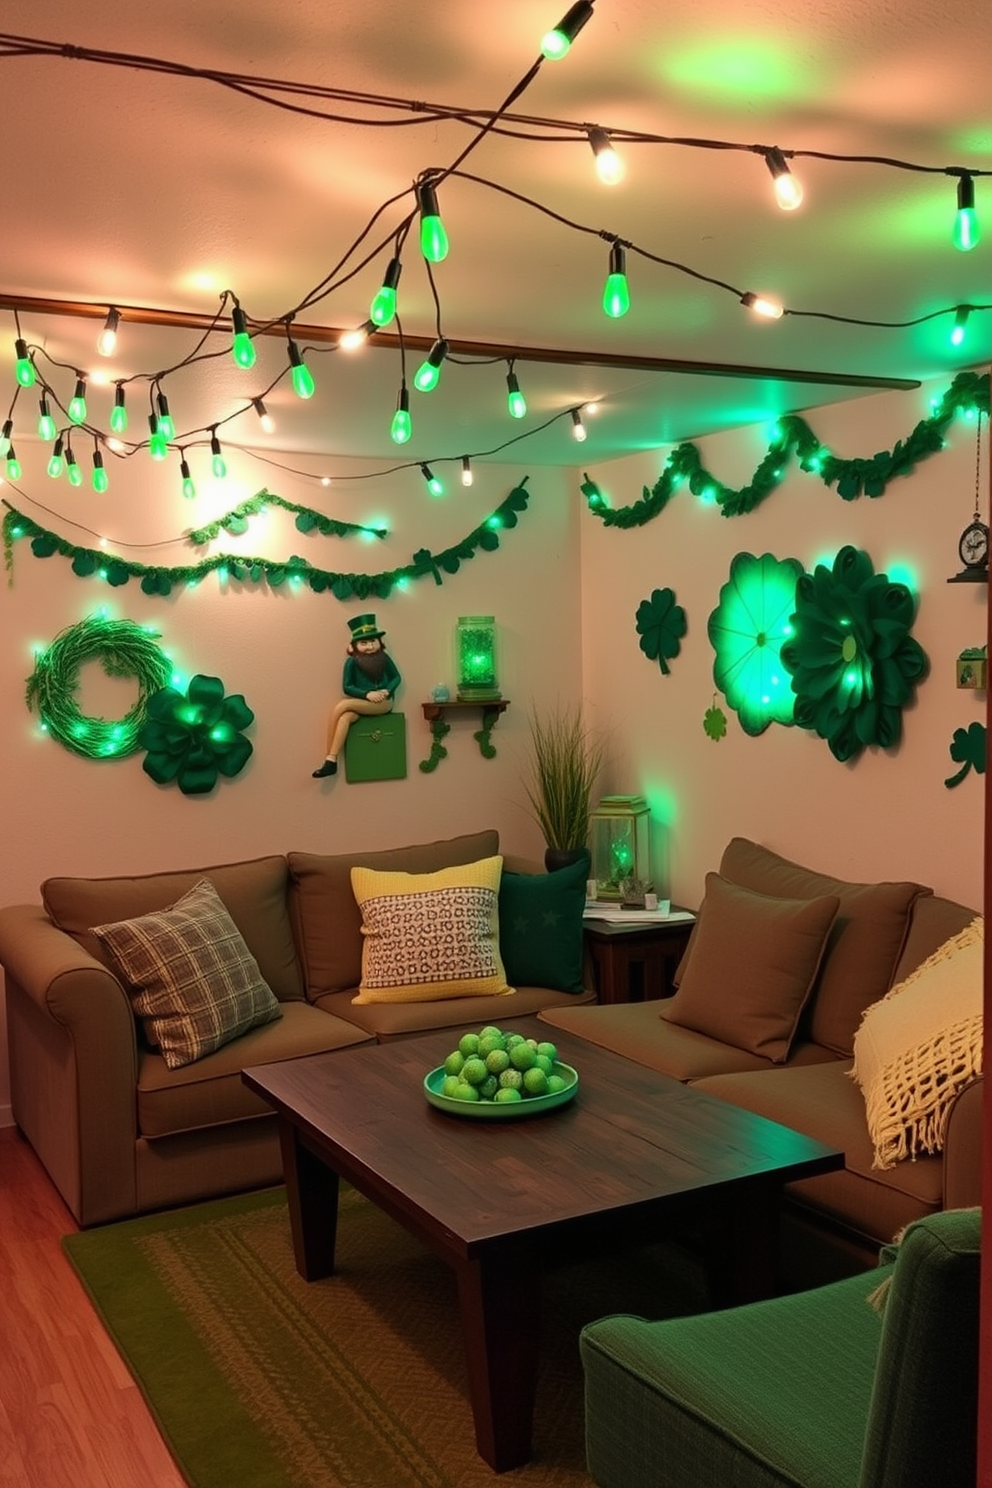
498 854 589 994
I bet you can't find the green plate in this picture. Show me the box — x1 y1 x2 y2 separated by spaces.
424 1061 579 1119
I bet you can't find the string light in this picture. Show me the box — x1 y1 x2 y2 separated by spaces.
110 383 128 434
91 446 109 493
148 412 168 460
763 148 804 210
506 364 527 419
570 409 587 441
603 242 630 318
37 396 56 442
14 337 35 388
951 306 972 347
65 439 83 487
741 291 785 320
369 256 402 327
252 397 275 433
420 462 444 496
97 307 120 356
67 375 88 424
416 177 449 263
461 455 473 487
287 332 315 398
0 419 12 456
179 455 196 499
339 318 377 352
5 444 21 481
953 174 980 252
230 301 256 368
390 385 412 444
155 389 175 440
414 337 449 393
210 430 227 478
541 1 595 60
587 126 623 185
47 434 65 478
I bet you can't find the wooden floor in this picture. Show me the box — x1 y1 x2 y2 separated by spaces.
0 1126 186 1488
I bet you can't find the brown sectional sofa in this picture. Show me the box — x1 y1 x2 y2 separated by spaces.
540 837 983 1285
0 829 594 1227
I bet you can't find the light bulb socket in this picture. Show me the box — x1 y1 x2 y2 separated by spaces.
180 458 192 480
608 242 627 276
382 256 403 291
14 338 29 361
548 1 594 46
231 304 249 336
2 418 14 440
461 455 473 486
420 463 435 482
287 337 303 367
73 376 86 400
957 175 976 212
148 413 158 436
114 385 126 409
156 390 170 417
570 409 587 440
427 337 449 369
396 386 410 413
92 449 105 472
416 179 441 219
506 369 522 395
210 432 222 457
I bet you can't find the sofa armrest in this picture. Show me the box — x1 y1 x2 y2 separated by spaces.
942 1075 983 1211
0 904 140 1224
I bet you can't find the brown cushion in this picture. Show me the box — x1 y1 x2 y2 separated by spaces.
288 829 499 1000
707 838 929 1056
663 873 839 1062
91 879 282 1069
43 855 303 1002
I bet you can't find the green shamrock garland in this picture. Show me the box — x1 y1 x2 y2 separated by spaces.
780 546 929 762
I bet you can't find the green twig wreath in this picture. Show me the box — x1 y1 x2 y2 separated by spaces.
26 614 173 759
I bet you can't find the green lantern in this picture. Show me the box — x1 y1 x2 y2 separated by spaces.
455 615 500 700
708 551 805 735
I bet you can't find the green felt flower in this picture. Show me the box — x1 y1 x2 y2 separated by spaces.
945 722 987 788
708 552 804 735
780 546 928 763
635 587 687 675
139 674 254 795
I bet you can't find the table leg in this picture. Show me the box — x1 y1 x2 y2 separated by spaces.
455 1249 540 1472
705 1184 782 1307
278 1120 339 1282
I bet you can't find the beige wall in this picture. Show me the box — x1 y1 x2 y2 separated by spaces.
579 378 986 914
0 448 582 1118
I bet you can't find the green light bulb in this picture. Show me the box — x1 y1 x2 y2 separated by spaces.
92 460 109 494
603 272 630 318
291 362 314 398
67 457 83 487
149 432 168 460
428 475 443 496
110 388 128 434
370 285 397 326
37 400 56 441
414 358 441 393
47 444 64 478
14 339 35 388
156 411 175 440
953 207 980 252
391 407 412 444
540 2 593 60
231 305 256 367
182 475 196 499
6 452 22 480
419 214 449 263
212 453 227 479
506 370 526 419
540 28 571 58
68 381 88 424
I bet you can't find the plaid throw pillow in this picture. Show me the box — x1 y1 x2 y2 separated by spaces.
91 878 282 1068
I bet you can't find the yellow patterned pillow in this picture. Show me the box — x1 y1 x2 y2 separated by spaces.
851 917 983 1169
350 855 513 1004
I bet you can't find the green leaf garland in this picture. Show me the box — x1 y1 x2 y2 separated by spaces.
2 479 531 600
185 490 387 546
582 372 990 529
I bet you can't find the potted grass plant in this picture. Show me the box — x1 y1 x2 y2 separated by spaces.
524 703 603 873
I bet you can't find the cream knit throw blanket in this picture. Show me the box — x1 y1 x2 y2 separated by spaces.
851 917 983 1170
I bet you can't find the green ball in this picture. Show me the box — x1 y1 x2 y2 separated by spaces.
536 1041 558 1063
478 1034 506 1058
509 1042 536 1072
455 1082 480 1102
442 1075 462 1097
494 1086 523 1103
480 1075 499 1100
461 1056 488 1086
523 1066 549 1097
498 1068 523 1090
479 1026 504 1042
534 1054 553 1076
486 1048 510 1075
458 1032 481 1058
443 1050 465 1076
546 1074 567 1094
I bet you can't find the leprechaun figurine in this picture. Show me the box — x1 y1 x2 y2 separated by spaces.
312 614 402 778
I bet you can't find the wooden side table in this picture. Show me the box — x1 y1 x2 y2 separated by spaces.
583 913 695 1004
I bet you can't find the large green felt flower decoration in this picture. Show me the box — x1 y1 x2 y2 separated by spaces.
140 674 254 795
635 587 687 674
708 552 804 735
780 546 928 763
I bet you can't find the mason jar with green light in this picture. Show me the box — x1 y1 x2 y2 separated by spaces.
455 616 500 701
589 794 652 899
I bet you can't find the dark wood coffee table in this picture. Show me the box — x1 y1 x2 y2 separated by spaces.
243 1020 841 1472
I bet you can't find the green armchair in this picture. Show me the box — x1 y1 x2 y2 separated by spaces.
581 1206 980 1488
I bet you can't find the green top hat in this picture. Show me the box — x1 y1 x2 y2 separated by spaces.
348 613 385 641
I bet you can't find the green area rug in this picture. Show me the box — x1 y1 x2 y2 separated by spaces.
63 1185 709 1488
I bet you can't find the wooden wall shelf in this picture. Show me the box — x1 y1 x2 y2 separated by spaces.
419 700 509 772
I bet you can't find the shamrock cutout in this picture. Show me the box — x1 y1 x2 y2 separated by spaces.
636 587 687 675
704 702 727 741
944 722 987 788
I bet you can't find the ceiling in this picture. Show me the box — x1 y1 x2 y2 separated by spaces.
0 0 988 475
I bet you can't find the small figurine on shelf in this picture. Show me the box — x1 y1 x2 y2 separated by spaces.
312 614 402 779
